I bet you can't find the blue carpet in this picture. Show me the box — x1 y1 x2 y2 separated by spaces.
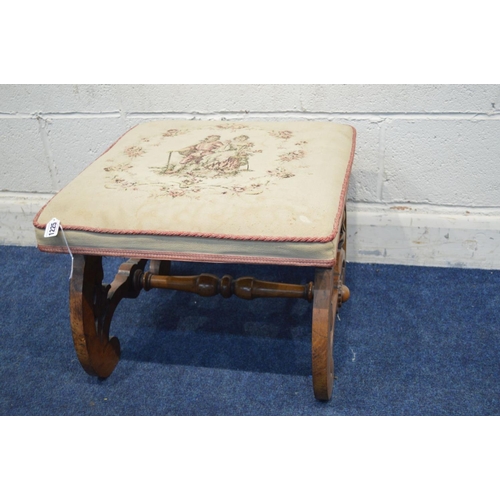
1 245 499 415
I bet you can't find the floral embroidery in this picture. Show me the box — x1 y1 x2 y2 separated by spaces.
279 150 305 162
162 129 188 138
109 176 138 190
125 146 145 158
104 163 133 172
160 187 186 198
269 130 293 140
179 175 203 190
268 167 295 179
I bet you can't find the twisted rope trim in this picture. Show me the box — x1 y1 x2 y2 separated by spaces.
33 125 356 244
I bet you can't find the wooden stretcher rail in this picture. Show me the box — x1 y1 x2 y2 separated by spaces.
139 271 315 301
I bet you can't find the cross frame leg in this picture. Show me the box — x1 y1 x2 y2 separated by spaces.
311 208 349 401
69 255 146 378
68 208 350 401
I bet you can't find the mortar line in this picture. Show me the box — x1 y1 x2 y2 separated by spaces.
118 107 127 128
0 191 55 199
123 111 500 120
36 115 60 192
2 110 500 120
376 120 387 201
347 200 500 213
40 111 122 119
0 111 122 119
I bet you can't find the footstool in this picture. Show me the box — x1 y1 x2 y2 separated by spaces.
33 120 356 401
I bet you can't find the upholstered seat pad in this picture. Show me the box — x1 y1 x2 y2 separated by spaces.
34 120 355 266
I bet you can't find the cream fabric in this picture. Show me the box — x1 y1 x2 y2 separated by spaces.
34 120 355 266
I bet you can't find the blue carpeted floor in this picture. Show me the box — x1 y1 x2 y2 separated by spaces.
1 245 499 415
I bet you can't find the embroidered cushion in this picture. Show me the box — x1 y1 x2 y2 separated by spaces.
33 120 355 267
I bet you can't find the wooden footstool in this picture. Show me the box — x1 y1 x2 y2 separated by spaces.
33 120 356 401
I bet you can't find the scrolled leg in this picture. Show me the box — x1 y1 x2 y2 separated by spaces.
311 207 349 401
69 255 146 378
312 267 337 401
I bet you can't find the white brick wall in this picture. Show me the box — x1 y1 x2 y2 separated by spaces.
0 117 53 192
1 84 500 269
382 119 500 206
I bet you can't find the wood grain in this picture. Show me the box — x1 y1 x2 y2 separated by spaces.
141 272 313 301
311 209 349 401
69 256 146 378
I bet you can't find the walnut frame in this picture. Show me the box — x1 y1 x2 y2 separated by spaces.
69 210 349 401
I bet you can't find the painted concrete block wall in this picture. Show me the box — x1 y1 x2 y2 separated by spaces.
1 84 499 269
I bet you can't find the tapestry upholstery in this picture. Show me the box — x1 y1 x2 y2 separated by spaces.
34 120 355 267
